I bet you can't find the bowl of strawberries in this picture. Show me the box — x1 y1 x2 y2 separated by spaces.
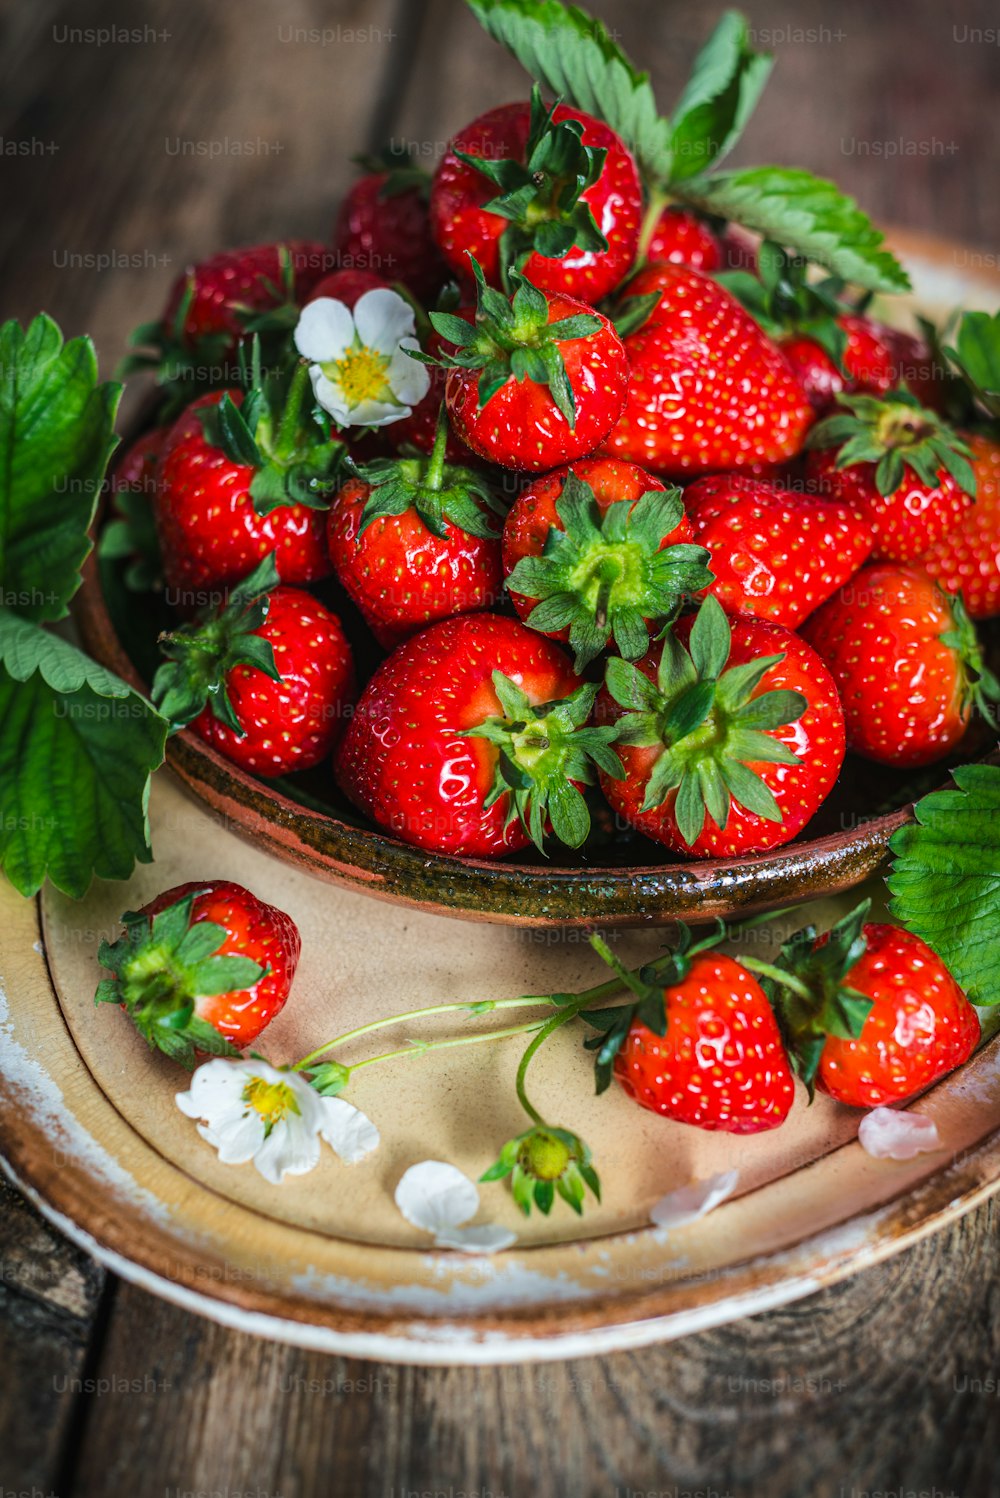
79 26 1000 929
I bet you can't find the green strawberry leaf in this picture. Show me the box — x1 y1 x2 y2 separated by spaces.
0 608 167 898
667 11 773 183
887 763 1000 1005
944 309 1000 420
0 315 120 622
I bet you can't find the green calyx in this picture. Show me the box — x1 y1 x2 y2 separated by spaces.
458 85 609 291
426 257 602 429
808 389 978 500
152 554 283 735
718 239 851 372
604 593 806 847
196 342 347 516
506 471 713 670
355 141 433 200
940 592 1000 728
481 1124 600 1216
94 891 267 1067
353 404 505 541
463 672 624 853
750 900 872 1095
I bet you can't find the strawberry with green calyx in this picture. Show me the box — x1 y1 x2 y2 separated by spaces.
430 88 641 300
806 390 977 560
95 880 301 1063
481 1125 600 1217
424 258 628 470
503 460 712 670
153 554 355 776
328 404 506 646
596 594 845 857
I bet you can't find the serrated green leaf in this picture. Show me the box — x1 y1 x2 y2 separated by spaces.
668 11 773 183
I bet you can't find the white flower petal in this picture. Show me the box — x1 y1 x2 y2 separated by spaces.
253 1113 322 1185
650 1169 740 1230
858 1107 941 1161
351 397 412 427
434 1224 518 1254
199 1111 265 1165
318 1097 380 1164
354 288 417 354
308 366 352 425
176 1058 250 1118
387 340 431 406
294 298 355 362
395 1160 480 1234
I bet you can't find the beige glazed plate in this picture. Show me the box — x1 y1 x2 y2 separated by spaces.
2 770 1000 1364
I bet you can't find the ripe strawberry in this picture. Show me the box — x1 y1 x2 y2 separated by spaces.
612 951 795 1134
155 375 338 605
596 594 845 857
644 207 723 272
334 149 447 303
922 433 1000 618
153 555 355 776
95 880 301 1062
336 612 622 858
769 904 980 1108
431 261 628 471
802 562 998 768
306 268 389 307
430 90 641 300
503 457 712 669
805 391 976 560
328 407 505 647
683 473 873 628
599 263 812 477
781 313 901 412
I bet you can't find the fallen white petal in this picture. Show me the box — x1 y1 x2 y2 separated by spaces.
318 1096 380 1164
434 1224 518 1254
650 1169 740 1230
395 1160 479 1234
858 1107 941 1161
354 287 417 354
294 297 355 362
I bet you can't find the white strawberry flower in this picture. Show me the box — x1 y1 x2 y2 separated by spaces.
176 1058 379 1185
293 288 430 427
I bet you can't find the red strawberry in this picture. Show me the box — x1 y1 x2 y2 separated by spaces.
596 595 845 857
153 556 355 776
503 457 712 669
306 268 389 307
155 381 335 606
336 612 622 858
922 433 1000 618
613 951 795 1134
644 207 723 272
805 391 976 560
111 429 165 496
683 473 873 628
95 880 301 1061
430 92 641 301
600 263 812 477
434 262 628 471
328 407 505 647
770 905 980 1109
781 313 900 412
334 151 447 303
801 562 998 768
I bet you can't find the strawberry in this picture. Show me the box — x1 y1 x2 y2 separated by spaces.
805 391 976 560
612 951 795 1134
644 207 723 272
683 473 873 629
155 370 339 607
922 432 1000 618
599 263 812 477
780 313 901 412
769 904 980 1108
430 90 641 300
801 562 998 768
328 407 505 647
95 880 301 1062
430 261 628 471
596 594 845 857
334 148 447 304
153 555 355 776
306 268 389 307
503 457 712 669
99 429 166 592
336 612 622 858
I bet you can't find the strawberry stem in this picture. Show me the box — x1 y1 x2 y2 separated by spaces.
637 186 672 265
346 1019 550 1077
423 403 450 493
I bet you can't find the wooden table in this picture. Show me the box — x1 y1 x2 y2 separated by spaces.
2 2 999 1494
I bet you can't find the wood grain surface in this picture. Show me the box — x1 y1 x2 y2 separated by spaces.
1 1 999 1495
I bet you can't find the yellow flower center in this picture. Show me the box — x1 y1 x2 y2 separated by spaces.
325 343 393 408
243 1076 299 1129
